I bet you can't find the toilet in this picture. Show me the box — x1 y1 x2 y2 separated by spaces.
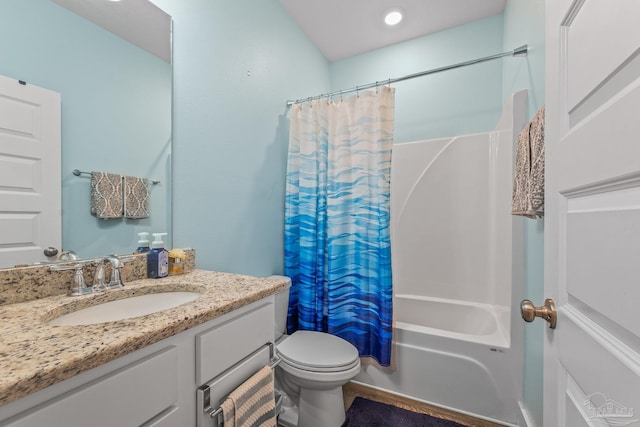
270 276 361 427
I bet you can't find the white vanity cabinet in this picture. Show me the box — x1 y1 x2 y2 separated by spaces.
0 297 274 427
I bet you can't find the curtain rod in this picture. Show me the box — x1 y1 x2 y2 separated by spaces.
286 44 528 107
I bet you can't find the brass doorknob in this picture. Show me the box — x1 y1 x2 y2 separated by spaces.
521 298 557 329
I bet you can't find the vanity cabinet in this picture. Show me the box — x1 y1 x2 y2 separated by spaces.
0 297 274 427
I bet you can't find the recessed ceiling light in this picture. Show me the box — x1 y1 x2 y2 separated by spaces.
384 8 404 26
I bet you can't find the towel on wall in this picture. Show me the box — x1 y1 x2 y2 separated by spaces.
221 366 276 427
512 105 545 219
123 175 150 219
90 172 123 219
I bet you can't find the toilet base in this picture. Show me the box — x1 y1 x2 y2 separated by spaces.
277 391 298 427
297 385 346 427
277 403 298 427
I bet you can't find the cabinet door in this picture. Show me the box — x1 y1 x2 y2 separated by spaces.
4 347 178 427
142 406 179 427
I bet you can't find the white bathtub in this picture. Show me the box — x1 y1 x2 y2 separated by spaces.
355 295 518 424
394 294 509 347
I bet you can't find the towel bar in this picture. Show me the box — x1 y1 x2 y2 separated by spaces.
207 356 281 421
198 342 281 427
72 169 160 185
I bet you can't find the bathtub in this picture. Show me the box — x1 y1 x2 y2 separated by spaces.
394 294 509 347
355 295 518 424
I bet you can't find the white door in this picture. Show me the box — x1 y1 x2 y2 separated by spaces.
0 75 61 268
544 1 640 426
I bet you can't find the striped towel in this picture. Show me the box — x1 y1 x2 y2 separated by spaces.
221 366 276 427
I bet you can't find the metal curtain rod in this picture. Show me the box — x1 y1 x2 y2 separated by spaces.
286 44 528 107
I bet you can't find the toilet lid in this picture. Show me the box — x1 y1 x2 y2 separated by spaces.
277 331 359 372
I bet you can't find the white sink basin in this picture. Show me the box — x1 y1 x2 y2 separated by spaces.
48 292 202 326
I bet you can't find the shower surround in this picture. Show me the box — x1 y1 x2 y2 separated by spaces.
354 91 527 425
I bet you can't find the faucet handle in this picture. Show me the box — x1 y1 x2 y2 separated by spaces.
50 261 93 296
68 264 92 296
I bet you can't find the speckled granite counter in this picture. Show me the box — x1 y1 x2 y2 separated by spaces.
0 270 288 407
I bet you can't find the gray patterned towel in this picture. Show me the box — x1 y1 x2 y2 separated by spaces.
124 176 150 219
90 172 123 219
512 105 545 219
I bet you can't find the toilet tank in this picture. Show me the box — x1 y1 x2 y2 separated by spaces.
268 275 291 341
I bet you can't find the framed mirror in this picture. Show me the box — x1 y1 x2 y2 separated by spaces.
0 0 172 266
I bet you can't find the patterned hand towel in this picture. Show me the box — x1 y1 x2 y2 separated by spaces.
221 366 276 427
90 172 123 219
124 176 150 219
512 105 545 218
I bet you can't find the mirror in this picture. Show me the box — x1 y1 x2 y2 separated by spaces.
0 0 172 264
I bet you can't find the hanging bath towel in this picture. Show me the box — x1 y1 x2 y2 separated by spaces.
123 175 150 219
90 172 123 219
220 366 276 427
512 105 545 218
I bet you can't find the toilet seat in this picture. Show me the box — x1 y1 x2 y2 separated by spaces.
276 331 360 373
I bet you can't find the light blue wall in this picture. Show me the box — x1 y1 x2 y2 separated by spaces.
150 0 330 275
330 15 505 143
502 1 545 426
0 0 172 259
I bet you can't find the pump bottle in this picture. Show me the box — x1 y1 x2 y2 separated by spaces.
147 233 169 279
136 232 150 253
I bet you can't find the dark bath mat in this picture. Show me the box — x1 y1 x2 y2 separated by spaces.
342 397 467 427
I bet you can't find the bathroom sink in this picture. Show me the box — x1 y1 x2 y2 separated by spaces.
48 292 202 326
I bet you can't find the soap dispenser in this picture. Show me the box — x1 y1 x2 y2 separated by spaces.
136 232 150 253
147 233 169 279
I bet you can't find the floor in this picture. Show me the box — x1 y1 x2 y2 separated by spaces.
342 382 506 427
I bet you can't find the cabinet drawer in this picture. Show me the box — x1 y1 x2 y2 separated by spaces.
196 302 273 384
5 346 178 427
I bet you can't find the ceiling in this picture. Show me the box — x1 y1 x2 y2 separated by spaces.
51 0 171 63
279 0 507 62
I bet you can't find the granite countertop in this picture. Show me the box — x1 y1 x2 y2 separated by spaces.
0 270 288 407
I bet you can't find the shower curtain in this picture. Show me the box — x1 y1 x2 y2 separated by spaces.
284 87 394 366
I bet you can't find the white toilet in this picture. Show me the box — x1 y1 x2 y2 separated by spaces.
270 276 361 427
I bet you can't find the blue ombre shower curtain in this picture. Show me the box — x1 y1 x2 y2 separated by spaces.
284 87 394 366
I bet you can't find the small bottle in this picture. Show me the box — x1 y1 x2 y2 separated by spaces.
136 232 151 253
168 249 185 275
147 233 169 279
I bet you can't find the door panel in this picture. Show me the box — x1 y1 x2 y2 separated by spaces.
545 0 640 426
567 0 640 111
566 209 640 337
0 75 61 267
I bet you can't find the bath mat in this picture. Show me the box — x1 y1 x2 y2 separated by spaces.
342 397 466 427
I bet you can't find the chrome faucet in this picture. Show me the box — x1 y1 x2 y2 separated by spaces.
93 255 125 291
